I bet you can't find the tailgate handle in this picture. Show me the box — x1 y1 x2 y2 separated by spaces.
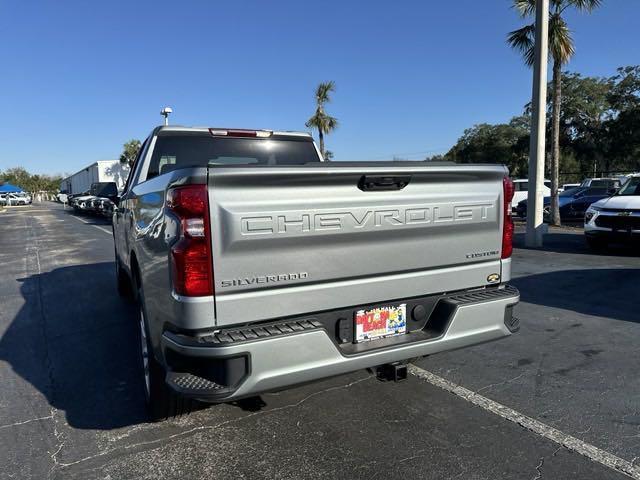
358 175 411 191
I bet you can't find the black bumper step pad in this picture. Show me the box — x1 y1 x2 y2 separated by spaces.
166 372 227 392
445 285 519 305
198 319 323 346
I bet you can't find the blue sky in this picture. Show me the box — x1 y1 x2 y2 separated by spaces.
0 0 637 175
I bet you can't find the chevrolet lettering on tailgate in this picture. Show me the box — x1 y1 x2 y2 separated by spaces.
240 203 495 236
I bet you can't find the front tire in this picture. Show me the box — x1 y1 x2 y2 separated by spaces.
586 236 607 251
137 286 192 421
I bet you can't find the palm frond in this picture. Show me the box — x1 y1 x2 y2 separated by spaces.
513 0 536 18
305 109 323 129
507 24 536 66
549 14 575 63
315 81 336 105
305 107 338 134
568 0 602 12
324 115 338 132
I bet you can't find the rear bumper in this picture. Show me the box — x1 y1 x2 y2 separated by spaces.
161 285 520 402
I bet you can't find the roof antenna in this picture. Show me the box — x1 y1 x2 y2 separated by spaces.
161 107 173 126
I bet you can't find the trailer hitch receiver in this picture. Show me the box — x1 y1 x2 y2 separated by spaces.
376 362 408 382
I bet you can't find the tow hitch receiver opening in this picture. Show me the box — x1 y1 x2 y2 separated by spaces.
376 362 408 382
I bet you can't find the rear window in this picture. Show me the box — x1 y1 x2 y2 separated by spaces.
147 135 321 178
618 177 640 196
589 179 619 188
91 182 117 197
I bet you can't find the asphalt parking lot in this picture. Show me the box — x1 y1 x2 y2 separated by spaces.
1 203 639 480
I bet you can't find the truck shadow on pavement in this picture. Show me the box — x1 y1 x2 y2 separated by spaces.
511 268 640 323
0 262 150 430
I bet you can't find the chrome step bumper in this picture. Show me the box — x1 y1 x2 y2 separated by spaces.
161 285 520 402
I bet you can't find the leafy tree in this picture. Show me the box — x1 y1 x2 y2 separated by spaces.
448 66 640 183
306 81 338 158
604 108 640 172
508 0 602 226
550 69 640 175
119 139 142 167
608 66 640 111
604 67 640 172
445 116 530 177
0 167 31 188
555 72 611 172
0 167 63 193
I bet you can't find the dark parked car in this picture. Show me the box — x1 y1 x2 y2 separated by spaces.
516 187 578 218
69 182 118 213
516 186 615 221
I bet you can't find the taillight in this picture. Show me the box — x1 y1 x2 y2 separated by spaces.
502 177 515 259
167 185 213 296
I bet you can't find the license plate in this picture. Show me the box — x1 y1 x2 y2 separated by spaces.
354 304 407 343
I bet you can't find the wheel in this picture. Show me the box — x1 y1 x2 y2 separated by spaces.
586 236 607 251
137 284 192 421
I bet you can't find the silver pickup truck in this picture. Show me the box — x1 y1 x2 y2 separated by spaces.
113 125 520 419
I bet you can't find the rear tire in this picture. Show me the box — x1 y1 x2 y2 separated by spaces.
137 284 192 422
586 236 607 251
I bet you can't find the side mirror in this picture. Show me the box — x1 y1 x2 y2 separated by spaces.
607 187 619 195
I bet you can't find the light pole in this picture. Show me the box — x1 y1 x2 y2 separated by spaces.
161 107 173 126
525 0 549 248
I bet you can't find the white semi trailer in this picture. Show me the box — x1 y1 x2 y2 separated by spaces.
60 160 130 195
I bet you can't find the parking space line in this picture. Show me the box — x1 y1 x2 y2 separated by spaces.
408 365 640 479
94 225 112 235
1 209 52 214
68 214 112 236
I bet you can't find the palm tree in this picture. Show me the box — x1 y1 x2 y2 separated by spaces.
508 0 602 226
306 81 338 158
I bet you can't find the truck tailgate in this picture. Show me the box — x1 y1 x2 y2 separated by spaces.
208 164 507 326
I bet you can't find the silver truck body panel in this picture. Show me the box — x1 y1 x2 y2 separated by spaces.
112 127 518 402
214 260 503 324
208 165 507 326
115 167 215 350
163 288 518 400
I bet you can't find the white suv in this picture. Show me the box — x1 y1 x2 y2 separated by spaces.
2 193 31 206
584 175 640 249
